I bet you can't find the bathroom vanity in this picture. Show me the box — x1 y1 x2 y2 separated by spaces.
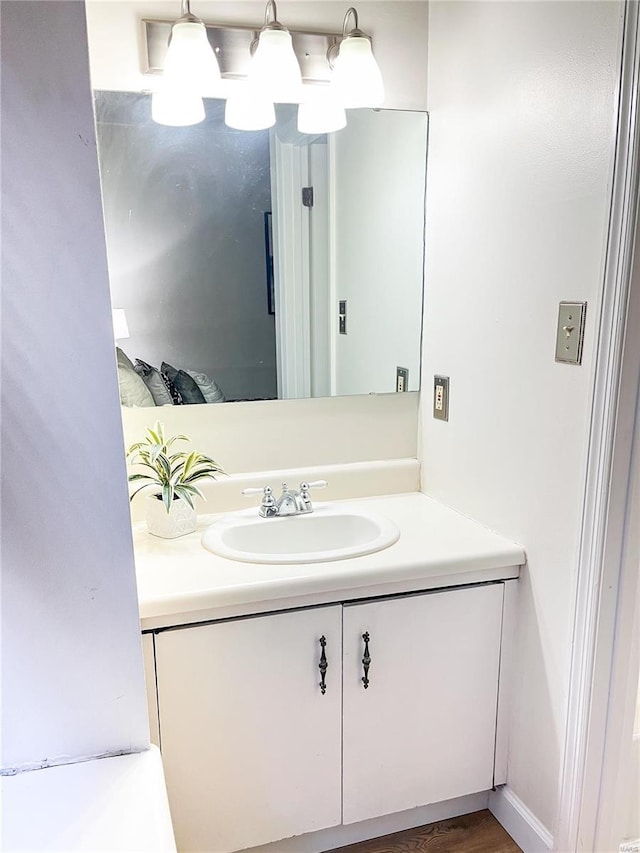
134 493 524 853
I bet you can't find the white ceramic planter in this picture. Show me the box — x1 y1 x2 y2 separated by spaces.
145 494 197 539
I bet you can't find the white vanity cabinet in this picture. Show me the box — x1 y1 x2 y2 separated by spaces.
154 606 343 853
151 582 508 853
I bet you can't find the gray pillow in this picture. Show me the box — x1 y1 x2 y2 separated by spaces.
161 362 207 405
134 359 174 406
173 369 206 405
159 362 184 405
118 362 155 407
186 370 226 404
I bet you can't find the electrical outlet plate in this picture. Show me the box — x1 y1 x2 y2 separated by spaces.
433 375 449 421
555 301 587 365
396 367 409 392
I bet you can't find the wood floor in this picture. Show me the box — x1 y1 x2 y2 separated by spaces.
329 811 522 853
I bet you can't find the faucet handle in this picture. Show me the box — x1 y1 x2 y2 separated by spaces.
242 485 275 505
242 486 272 497
301 480 328 492
242 485 277 517
299 480 328 504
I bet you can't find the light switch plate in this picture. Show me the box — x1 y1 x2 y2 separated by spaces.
555 301 587 365
396 367 409 392
433 375 449 421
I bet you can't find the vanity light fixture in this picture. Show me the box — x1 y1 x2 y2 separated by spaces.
152 88 206 126
143 6 383 131
297 88 346 135
152 0 220 126
225 88 276 131
328 7 384 108
248 1 303 103
163 0 221 92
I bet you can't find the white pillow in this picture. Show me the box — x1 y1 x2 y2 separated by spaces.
118 363 155 407
116 346 135 370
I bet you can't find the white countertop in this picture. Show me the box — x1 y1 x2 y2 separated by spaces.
134 493 525 630
1 748 175 852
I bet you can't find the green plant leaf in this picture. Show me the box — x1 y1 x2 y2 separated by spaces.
156 453 172 484
166 434 190 448
161 482 173 513
196 454 225 472
173 485 195 509
128 473 154 483
182 451 198 479
136 460 164 478
183 484 205 503
176 482 202 496
169 452 188 471
183 465 223 483
129 483 154 502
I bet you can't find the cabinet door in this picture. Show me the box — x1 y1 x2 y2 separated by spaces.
342 584 504 824
155 606 342 853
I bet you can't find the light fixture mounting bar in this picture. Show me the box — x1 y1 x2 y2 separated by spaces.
142 19 340 84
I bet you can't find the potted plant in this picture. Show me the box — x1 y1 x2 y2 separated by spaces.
127 421 225 539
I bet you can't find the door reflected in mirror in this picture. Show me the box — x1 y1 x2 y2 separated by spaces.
94 92 427 406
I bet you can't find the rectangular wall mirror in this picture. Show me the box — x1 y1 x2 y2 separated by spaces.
95 92 427 406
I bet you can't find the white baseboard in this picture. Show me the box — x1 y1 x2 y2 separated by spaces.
489 786 553 852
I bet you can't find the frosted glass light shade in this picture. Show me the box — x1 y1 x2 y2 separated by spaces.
151 89 205 126
298 94 346 134
112 308 130 340
225 92 275 130
164 21 220 93
248 28 302 103
331 36 384 108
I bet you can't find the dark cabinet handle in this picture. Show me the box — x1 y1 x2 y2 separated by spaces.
362 632 371 689
318 635 328 695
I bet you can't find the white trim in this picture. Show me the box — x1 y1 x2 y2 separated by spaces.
327 133 338 396
270 135 311 400
247 792 490 853
556 2 640 850
308 141 331 398
592 170 640 852
489 787 553 853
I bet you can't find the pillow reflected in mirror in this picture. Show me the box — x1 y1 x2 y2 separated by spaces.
187 370 226 404
116 348 155 408
161 362 206 405
134 359 174 406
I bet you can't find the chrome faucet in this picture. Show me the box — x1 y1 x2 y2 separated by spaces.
242 481 327 518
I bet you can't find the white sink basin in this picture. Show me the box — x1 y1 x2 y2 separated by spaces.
201 503 400 564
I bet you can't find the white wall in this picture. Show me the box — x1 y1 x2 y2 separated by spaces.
332 109 427 395
421 0 623 835
1 0 149 772
85 1 428 112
